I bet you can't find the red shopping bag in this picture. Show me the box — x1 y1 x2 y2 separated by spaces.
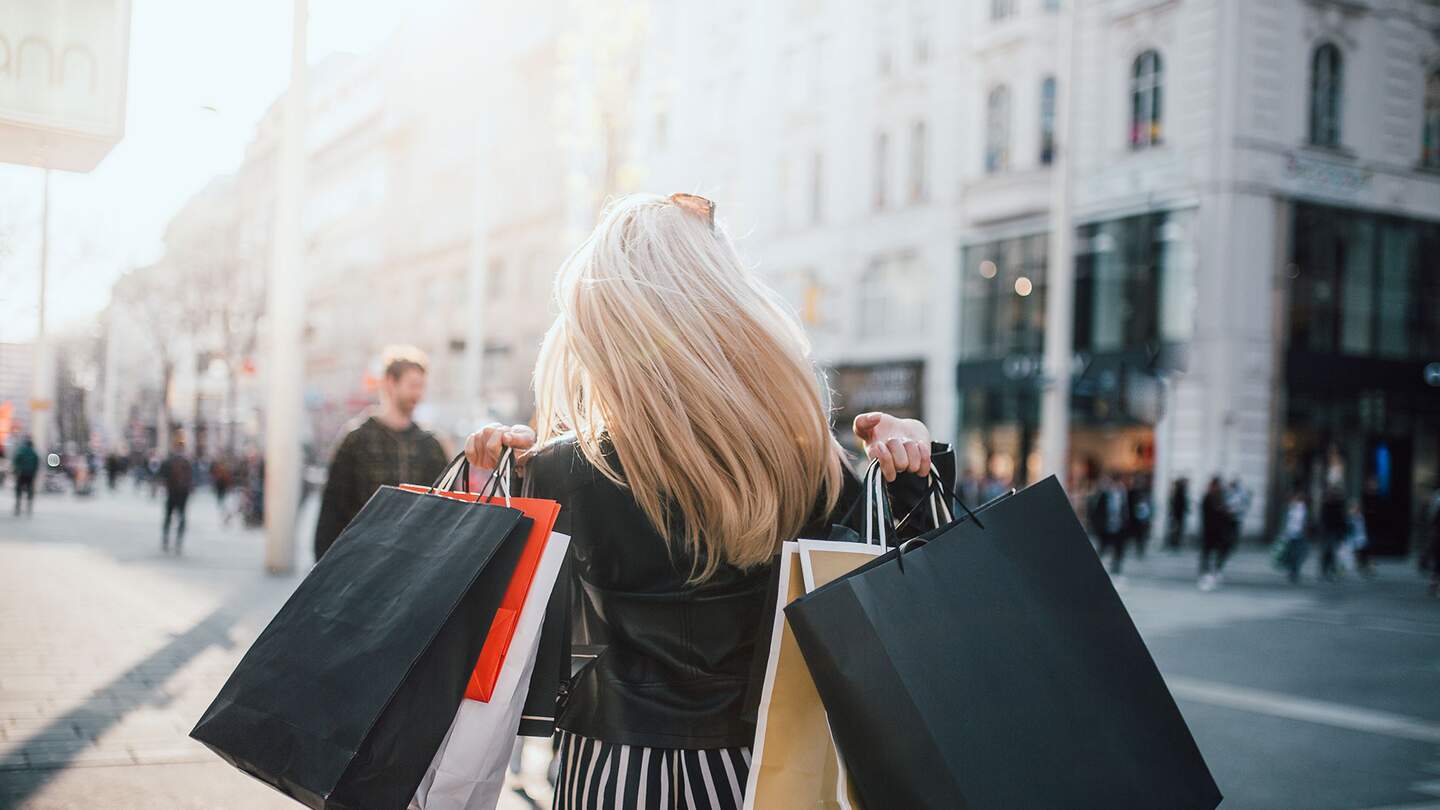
401 455 561 702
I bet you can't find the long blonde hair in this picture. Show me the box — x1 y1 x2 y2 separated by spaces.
533 194 844 582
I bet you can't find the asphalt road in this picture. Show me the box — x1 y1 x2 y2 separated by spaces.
1 484 1437 809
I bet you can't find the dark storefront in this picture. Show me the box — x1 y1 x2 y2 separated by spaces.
829 360 924 451
956 210 1193 490
1280 203 1440 555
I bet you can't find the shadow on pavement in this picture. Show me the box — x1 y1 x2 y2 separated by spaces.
3 585 268 806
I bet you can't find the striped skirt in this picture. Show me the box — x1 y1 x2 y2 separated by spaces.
553 729 751 810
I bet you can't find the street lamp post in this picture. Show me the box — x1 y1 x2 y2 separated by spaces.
263 0 309 574
30 170 52 458
1039 4 1079 483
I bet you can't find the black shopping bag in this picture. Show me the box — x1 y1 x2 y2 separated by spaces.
191 483 530 810
784 476 1221 810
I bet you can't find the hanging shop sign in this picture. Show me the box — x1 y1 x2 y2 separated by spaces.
0 0 132 171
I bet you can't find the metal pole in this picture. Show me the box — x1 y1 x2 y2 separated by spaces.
31 169 51 459
462 108 494 430
1039 2 1079 483
264 0 308 574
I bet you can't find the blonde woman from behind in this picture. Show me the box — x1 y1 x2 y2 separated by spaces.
465 193 953 810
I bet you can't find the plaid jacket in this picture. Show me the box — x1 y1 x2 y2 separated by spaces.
313 416 448 560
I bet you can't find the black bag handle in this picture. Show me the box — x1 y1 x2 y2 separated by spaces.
834 458 969 546
426 447 514 504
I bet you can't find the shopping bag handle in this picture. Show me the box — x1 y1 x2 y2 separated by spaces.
429 454 471 494
425 449 512 506
837 459 961 546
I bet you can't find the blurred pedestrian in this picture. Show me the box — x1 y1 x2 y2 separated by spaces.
1422 480 1440 598
313 346 448 561
1225 477 1251 547
1198 476 1232 591
1128 473 1153 560
1317 485 1347 580
1166 476 1190 550
1358 476 1381 576
1090 472 1129 577
211 456 233 515
1342 501 1367 576
104 452 125 491
159 438 195 554
11 436 39 517
1273 488 1309 584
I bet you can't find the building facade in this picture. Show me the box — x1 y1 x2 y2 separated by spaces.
626 0 1440 549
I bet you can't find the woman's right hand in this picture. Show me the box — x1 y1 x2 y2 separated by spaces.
463 423 537 471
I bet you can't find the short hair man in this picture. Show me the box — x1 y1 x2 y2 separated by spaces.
313 346 449 560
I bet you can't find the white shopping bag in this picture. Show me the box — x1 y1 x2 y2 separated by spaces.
411 530 571 810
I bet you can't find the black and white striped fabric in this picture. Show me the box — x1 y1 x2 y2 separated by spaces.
553 729 750 810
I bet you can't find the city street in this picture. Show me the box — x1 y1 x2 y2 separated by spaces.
1 486 1437 810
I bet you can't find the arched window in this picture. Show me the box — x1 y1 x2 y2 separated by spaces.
1422 70 1440 169
985 85 1011 173
1039 76 1058 165
1309 43 1343 147
1130 50 1163 149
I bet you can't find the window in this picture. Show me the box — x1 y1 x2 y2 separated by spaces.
860 255 926 338
1044 0 1061 10
1289 204 1440 359
1309 43 1343 148
810 151 824 224
859 260 892 338
960 234 1048 360
1422 70 1440 169
985 85 1011 173
1073 211 1196 353
1130 50 1163 149
1039 76 1058 165
874 131 890 209
909 120 928 202
990 0 1016 22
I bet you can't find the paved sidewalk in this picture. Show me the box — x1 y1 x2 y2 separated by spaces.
3 486 1437 809
0 487 554 809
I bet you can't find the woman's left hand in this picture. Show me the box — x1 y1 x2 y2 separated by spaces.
853 412 932 482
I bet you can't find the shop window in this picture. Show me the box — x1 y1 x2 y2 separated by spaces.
1073 211 1193 353
1309 43 1343 148
985 85 1011 173
1423 70 1440 169
1039 76 1057 166
1130 50 1163 150
991 0 1016 22
1289 203 1440 359
960 233 1048 360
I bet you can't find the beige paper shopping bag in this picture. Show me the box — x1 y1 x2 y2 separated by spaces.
798 540 884 810
743 541 882 810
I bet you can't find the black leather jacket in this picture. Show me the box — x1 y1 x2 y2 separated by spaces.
519 437 956 749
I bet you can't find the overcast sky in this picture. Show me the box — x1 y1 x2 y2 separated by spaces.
0 0 416 343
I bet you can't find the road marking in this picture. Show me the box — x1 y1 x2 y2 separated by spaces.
1168 676 1440 744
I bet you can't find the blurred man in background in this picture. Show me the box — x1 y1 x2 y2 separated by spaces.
313 346 448 561
159 437 195 554
11 436 39 517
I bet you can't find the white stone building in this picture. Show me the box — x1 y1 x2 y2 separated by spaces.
619 0 1440 550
